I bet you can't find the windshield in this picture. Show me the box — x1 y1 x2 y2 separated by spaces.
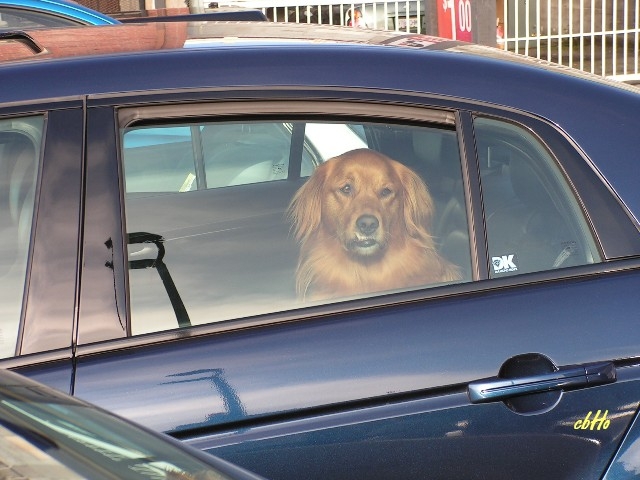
0 383 232 480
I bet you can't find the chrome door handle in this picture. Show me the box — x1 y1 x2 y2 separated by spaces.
468 362 616 404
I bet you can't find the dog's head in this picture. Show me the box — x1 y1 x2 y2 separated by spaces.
289 149 434 260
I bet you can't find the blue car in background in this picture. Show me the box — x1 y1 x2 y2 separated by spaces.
0 0 118 29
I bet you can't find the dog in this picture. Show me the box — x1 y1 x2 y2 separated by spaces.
288 148 461 301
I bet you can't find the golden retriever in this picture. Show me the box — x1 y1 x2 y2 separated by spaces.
288 148 460 300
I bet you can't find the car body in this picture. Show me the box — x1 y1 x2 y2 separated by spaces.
0 21 639 480
0 369 264 480
0 0 118 29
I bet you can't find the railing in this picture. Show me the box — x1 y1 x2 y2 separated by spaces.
217 0 639 81
219 0 424 32
499 0 640 81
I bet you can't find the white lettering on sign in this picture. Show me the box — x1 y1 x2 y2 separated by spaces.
457 0 472 33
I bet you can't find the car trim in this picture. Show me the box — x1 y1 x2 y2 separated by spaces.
0 346 72 368
456 110 488 280
118 100 457 128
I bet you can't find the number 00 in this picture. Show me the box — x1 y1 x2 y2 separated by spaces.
457 0 472 32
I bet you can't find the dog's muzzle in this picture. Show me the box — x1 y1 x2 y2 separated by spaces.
347 214 384 256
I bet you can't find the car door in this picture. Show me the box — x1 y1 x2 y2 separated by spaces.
72 90 640 480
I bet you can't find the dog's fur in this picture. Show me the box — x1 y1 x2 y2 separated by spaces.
288 148 460 300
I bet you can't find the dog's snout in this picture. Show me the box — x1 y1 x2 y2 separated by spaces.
357 214 379 235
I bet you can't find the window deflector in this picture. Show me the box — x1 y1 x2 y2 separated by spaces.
118 101 456 128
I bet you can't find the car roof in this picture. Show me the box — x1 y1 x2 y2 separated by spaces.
1 21 636 108
0 21 635 90
0 0 119 25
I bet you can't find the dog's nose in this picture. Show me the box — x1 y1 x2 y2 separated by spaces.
357 215 379 235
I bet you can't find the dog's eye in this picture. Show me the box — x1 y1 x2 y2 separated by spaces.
380 187 393 197
340 184 352 195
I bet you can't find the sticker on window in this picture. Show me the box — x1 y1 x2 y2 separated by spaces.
492 254 518 274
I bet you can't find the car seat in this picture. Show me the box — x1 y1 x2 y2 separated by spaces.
411 131 471 280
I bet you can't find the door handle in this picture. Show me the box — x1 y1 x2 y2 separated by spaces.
468 361 616 404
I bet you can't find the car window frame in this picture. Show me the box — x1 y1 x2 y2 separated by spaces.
68 90 640 354
469 111 638 258
117 100 469 335
115 97 625 336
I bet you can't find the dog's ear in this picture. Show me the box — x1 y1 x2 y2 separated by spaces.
288 160 331 243
395 162 434 237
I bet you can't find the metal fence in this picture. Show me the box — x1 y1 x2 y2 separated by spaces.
219 0 639 81
220 0 424 32
499 0 640 81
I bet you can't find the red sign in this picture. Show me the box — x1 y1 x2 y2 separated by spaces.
438 0 473 41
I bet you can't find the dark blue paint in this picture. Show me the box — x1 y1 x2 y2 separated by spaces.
202 380 639 480
75 266 640 433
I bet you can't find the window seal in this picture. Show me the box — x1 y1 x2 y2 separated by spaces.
457 110 488 280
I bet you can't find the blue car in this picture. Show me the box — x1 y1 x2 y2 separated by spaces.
0 20 639 480
0 0 118 29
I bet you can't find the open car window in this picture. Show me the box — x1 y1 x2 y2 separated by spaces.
121 118 471 335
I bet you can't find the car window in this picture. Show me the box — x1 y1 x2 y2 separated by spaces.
0 116 42 358
474 117 601 277
0 7 82 29
121 119 471 335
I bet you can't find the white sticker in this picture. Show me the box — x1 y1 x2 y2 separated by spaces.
492 254 518 274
